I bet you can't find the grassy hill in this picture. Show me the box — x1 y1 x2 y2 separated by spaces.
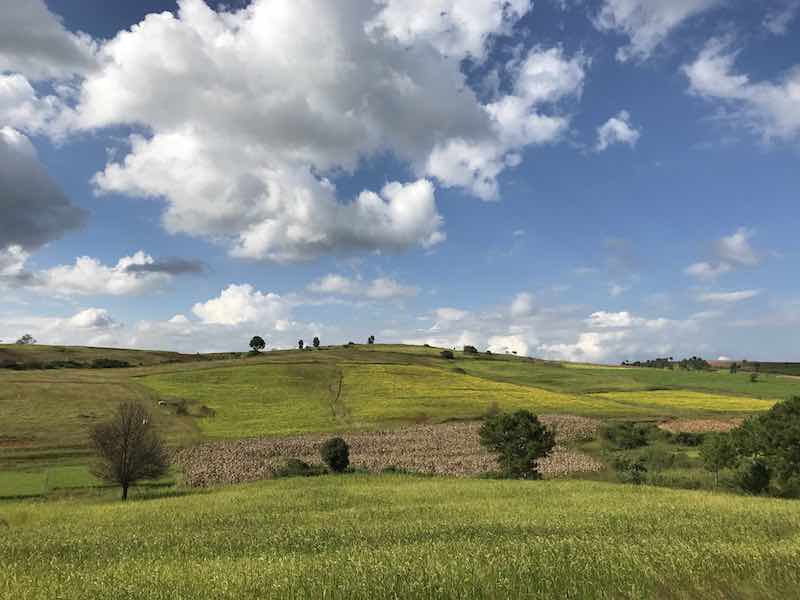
2 475 799 599
1 343 798 498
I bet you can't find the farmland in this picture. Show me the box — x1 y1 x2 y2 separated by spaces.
3 475 800 599
1 343 795 499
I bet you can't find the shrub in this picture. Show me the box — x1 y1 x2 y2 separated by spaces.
274 459 326 478
90 358 130 369
320 437 350 473
750 373 759 383
670 432 705 447
440 349 455 360
602 422 649 450
479 410 555 479
197 405 216 418
613 456 647 485
175 399 189 416
736 459 771 495
642 446 677 472
463 345 478 354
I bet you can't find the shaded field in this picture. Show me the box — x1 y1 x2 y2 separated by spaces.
3 475 800 599
174 416 604 486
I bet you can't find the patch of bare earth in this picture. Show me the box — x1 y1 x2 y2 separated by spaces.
658 418 743 434
174 415 604 487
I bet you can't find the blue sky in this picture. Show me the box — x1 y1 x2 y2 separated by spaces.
1 0 798 362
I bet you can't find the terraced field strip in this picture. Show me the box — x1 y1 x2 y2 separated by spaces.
591 390 775 415
173 416 604 487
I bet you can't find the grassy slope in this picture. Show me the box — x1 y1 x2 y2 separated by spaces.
2 475 799 599
2 344 798 497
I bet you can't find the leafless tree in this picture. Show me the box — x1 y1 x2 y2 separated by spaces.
89 401 170 500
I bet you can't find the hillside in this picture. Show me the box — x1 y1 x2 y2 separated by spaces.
2 343 798 498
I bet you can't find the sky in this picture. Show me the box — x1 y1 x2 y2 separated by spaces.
0 0 798 362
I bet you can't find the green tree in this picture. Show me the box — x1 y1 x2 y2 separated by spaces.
249 336 266 352
700 433 738 486
89 401 170 500
312 336 320 348
367 335 375 344
298 339 304 350
320 437 349 473
479 410 555 479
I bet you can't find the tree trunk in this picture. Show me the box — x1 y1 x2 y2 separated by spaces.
122 484 129 501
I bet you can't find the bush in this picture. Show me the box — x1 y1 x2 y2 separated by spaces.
736 459 771 495
463 345 478 354
440 349 455 360
274 459 326 478
602 422 649 450
479 410 555 479
641 446 678 472
320 437 349 473
669 431 705 447
613 456 647 484
90 358 130 369
175 399 189 416
700 433 738 487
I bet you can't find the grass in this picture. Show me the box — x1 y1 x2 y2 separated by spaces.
2 474 800 599
2 344 797 497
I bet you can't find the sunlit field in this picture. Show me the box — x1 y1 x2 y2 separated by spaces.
3 475 799 600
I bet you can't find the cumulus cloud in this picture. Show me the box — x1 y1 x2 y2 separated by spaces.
426 46 587 199
0 127 86 254
595 0 723 62
0 0 97 80
698 289 761 303
0 307 120 348
308 273 417 299
684 37 800 141
435 307 470 321
0 74 64 134
68 308 116 329
510 292 535 317
685 228 763 281
487 334 529 355
366 0 531 61
192 284 291 326
37 0 583 260
595 110 640 151
34 251 185 296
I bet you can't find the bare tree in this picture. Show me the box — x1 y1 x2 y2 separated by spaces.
89 401 170 500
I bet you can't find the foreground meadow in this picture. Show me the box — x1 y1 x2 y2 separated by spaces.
2 475 800 600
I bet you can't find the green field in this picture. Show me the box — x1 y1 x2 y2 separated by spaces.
2 475 799 599
2 343 797 499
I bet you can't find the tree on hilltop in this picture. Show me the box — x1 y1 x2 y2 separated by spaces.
313 336 320 348
249 336 266 352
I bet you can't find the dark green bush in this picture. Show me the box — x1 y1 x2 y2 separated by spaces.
274 459 326 478
736 459 771 495
602 422 649 449
440 349 455 359
669 432 705 447
91 358 130 369
479 410 555 479
320 437 349 473
463 345 478 354
613 456 647 484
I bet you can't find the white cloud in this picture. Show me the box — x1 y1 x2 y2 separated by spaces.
698 289 761 303
684 37 800 141
435 307 469 321
595 110 641 151
763 2 799 35
426 46 586 199
192 284 291 326
595 0 722 62
609 283 629 297
684 261 732 281
0 246 28 279
68 308 116 329
587 311 634 328
35 251 173 296
487 334 528 355
308 273 417 299
714 227 760 266
366 0 532 61
0 0 97 80
0 74 64 134
510 292 535 317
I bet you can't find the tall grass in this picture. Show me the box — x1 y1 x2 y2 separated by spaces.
2 476 799 599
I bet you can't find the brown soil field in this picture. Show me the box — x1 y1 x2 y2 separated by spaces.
658 418 744 433
174 415 604 487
